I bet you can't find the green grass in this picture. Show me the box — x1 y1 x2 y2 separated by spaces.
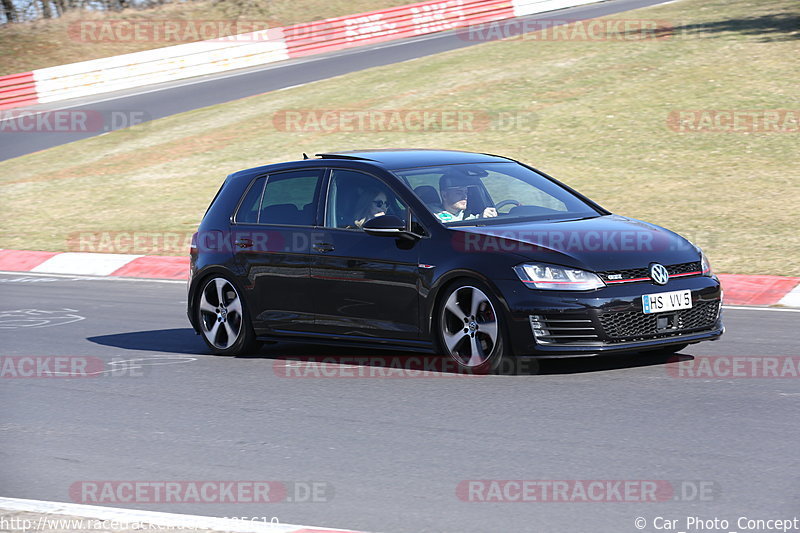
0 0 798 275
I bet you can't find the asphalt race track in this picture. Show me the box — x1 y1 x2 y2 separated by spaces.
1 272 798 532
0 0 673 161
2 0 798 529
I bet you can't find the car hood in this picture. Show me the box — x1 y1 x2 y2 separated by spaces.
449 214 701 272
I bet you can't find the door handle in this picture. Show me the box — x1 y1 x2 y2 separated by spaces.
312 242 335 253
234 238 254 248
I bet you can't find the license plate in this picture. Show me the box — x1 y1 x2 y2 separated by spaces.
642 290 692 314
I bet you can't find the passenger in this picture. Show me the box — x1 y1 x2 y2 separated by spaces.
352 189 389 228
435 175 497 222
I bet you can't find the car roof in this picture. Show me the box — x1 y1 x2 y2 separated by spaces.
228 149 516 181
316 149 513 169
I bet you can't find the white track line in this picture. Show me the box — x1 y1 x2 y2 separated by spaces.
723 305 800 313
0 497 361 533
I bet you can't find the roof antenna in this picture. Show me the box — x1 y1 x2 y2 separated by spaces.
303 153 309 160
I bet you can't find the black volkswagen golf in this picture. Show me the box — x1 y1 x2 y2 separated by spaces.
187 149 723 372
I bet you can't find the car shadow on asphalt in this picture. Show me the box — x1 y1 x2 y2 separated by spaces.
87 328 207 355
531 352 694 375
87 327 695 376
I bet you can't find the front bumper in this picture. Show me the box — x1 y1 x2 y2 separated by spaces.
497 275 724 357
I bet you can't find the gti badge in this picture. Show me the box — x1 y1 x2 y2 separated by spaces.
650 263 669 285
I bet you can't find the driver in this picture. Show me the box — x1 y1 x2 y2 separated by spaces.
435 174 497 222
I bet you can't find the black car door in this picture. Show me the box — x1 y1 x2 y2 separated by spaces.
231 168 323 334
310 168 421 341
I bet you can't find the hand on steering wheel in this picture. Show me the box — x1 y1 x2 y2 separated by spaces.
494 199 521 212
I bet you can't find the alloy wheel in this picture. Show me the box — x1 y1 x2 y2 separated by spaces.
198 277 244 350
440 285 499 368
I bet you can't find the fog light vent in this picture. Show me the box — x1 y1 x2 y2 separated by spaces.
530 313 600 345
529 315 549 338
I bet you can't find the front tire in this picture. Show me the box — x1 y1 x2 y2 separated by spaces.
436 280 511 374
196 275 258 356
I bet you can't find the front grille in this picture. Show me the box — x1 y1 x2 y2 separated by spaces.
532 312 601 345
531 300 721 346
599 300 720 342
669 262 703 276
599 261 702 284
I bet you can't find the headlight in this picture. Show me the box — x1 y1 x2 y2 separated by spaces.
700 249 713 276
690 241 713 277
514 263 605 291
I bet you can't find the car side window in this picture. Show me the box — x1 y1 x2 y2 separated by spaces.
236 170 322 225
325 169 408 230
403 169 491 213
234 176 266 224
404 172 444 206
261 170 323 226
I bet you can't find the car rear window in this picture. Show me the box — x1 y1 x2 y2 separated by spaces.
234 170 323 226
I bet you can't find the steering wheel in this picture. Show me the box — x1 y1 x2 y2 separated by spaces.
494 199 521 212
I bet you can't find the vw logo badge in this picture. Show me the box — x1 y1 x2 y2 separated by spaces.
650 263 669 285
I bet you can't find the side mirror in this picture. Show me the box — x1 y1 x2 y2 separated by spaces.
363 215 424 241
362 215 406 237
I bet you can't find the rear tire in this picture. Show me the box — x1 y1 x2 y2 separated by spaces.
435 279 512 374
196 275 258 356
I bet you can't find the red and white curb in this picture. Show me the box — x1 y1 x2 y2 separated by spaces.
0 249 798 308
0 497 366 533
717 273 800 308
0 249 189 280
0 0 600 110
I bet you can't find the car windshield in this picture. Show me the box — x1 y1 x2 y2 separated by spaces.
394 162 602 225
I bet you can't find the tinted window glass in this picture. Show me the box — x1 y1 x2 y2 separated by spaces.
395 162 599 225
260 169 323 226
410 212 428 237
235 176 266 224
325 169 408 230
482 169 567 212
